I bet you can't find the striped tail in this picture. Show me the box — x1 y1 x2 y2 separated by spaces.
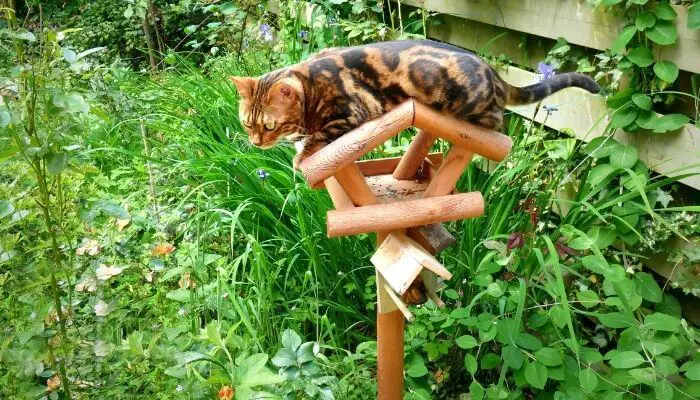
507 73 600 105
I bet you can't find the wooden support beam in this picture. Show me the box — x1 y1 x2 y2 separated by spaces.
424 146 474 198
366 174 429 200
356 153 444 177
324 176 355 211
327 192 485 237
420 270 445 308
393 130 437 180
413 102 512 162
377 308 406 399
300 101 414 186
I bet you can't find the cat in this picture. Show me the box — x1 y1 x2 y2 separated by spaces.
229 39 600 169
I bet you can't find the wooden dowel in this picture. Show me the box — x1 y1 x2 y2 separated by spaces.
413 101 512 162
324 177 355 211
300 101 414 186
327 192 485 237
333 164 379 206
357 153 444 177
423 146 474 198
392 130 436 180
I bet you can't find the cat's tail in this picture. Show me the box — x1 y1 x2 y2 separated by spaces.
506 73 600 105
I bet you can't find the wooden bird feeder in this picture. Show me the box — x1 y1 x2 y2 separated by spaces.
298 99 512 399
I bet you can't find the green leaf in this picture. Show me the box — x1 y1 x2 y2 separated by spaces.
609 351 645 369
576 290 600 309
685 363 700 380
644 313 680 332
635 12 656 30
597 312 636 329
603 264 626 282
650 114 689 133
470 381 485 400
629 367 655 386
611 105 638 128
465 353 478 375
46 152 69 175
632 94 652 111
655 380 674 400
627 47 654 67
588 164 615 187
629 0 648 4
633 272 662 303
166 288 191 302
480 353 501 369
646 21 678 45
271 348 296 367
641 340 670 356
654 61 679 83
689 3 700 30
535 347 563 366
0 111 10 128
584 136 619 158
456 335 478 349
603 0 624 5
406 356 428 378
580 368 599 392
281 329 302 352
503 345 524 369
524 361 548 389
515 333 542 351
237 354 284 387
220 2 236 15
610 26 637 54
610 145 638 170
654 2 677 21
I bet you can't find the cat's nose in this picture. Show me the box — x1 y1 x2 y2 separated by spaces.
251 135 263 146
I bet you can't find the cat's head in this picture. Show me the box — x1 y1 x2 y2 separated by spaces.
229 75 304 149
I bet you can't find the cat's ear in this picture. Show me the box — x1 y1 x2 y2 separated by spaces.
268 82 301 105
229 76 256 99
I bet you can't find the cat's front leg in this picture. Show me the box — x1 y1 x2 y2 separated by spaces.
293 138 326 170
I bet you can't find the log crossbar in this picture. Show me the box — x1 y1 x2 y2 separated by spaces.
299 99 512 186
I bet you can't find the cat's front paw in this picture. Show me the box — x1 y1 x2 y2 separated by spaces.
292 152 304 171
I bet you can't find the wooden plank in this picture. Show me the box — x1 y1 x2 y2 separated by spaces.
414 101 512 161
401 0 700 74
393 130 437 179
372 233 425 296
407 223 456 254
300 101 414 186
327 192 484 237
356 153 444 177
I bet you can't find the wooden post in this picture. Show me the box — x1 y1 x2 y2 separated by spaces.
377 308 405 400
392 129 436 180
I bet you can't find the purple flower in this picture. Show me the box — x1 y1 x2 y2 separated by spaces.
537 62 556 81
259 23 273 42
543 104 559 116
256 168 270 180
299 30 308 39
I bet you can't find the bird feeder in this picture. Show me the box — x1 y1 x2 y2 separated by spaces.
298 99 512 399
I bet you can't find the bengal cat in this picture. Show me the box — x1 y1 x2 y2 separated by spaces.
230 40 600 169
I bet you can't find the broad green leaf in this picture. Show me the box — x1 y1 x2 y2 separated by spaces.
0 201 14 219
465 353 478 375
583 136 619 158
644 313 680 332
646 22 678 45
0 111 10 128
610 145 638 169
486 282 504 297
515 333 542 351
576 290 600 309
654 61 679 83
237 355 284 387
627 47 654 67
588 164 615 187
610 26 637 54
655 380 674 400
535 347 563 366
456 335 478 349
597 312 636 329
175 351 210 366
603 0 624 6
655 356 679 376
582 255 607 274
580 368 598 392
635 12 656 30
609 351 645 369
633 272 662 303
524 361 548 389
611 105 638 128
220 2 236 15
502 345 524 369
631 93 652 111
689 3 700 30
166 288 191 302
581 348 604 364
406 356 428 378
629 0 648 4
281 329 302 351
470 381 485 400
685 362 700 380
603 264 626 283
629 367 655 386
641 340 670 356
271 348 296 367
46 152 69 175
654 2 677 20
650 114 689 133
480 353 501 369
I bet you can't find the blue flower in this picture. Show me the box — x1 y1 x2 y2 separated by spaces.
259 23 273 42
537 62 556 81
543 104 559 115
299 30 308 39
256 168 270 180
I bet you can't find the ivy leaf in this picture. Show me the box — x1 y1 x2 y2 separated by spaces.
644 313 680 332
610 26 637 54
650 114 689 133
689 3 700 30
654 61 679 83
653 1 677 21
631 93 652 111
635 12 656 30
611 105 638 128
580 368 599 392
646 21 678 45
609 351 645 369
633 272 662 303
46 152 69 175
610 145 638 170
627 47 654 67
535 347 563 366
655 380 674 400
524 361 548 389
456 335 479 349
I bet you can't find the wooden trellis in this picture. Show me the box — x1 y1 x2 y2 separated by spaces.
298 99 512 399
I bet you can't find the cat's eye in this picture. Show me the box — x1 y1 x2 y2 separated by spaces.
264 120 276 131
